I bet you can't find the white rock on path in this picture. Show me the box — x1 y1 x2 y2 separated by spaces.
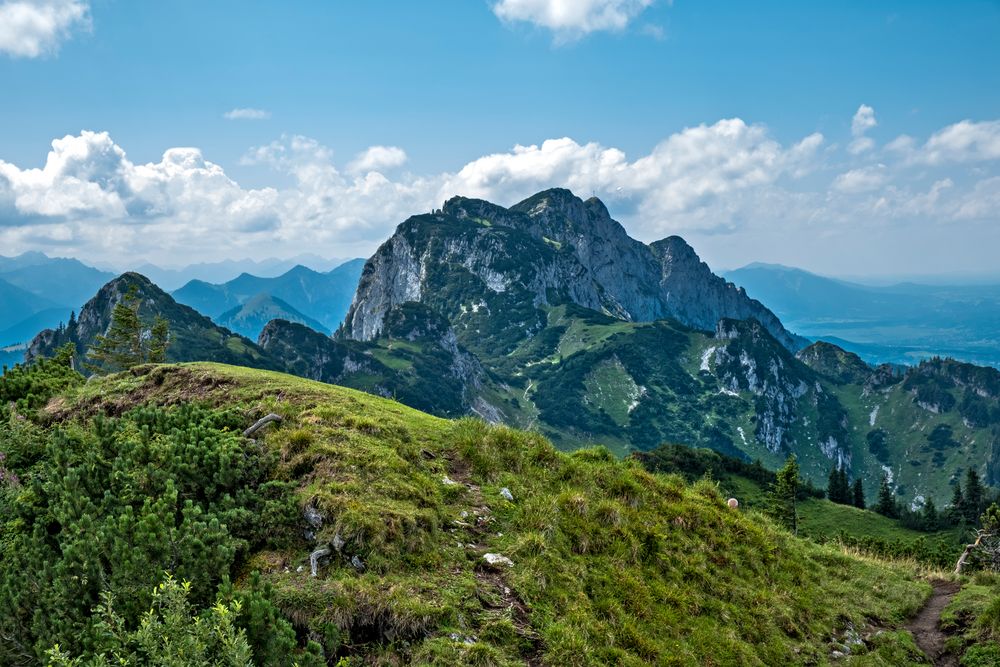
482 553 513 567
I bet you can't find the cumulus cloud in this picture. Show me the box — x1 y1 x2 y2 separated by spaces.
917 119 1000 165
0 130 283 256
442 119 823 234
223 108 272 121
832 164 888 193
1 110 999 266
953 176 1000 219
851 104 877 136
0 0 90 58
348 146 408 174
848 104 877 155
492 0 655 39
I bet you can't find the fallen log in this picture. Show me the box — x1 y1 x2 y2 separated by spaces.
244 413 283 438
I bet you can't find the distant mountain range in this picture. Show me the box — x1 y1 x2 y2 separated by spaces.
724 263 1000 368
172 259 365 338
0 252 364 348
120 254 349 291
0 253 116 348
216 294 328 340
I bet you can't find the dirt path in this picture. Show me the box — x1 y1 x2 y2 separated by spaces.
906 579 961 666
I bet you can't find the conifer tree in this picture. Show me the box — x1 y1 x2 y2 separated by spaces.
875 473 898 518
852 478 865 509
949 479 967 525
827 466 841 502
87 285 143 373
921 497 939 531
65 310 80 365
148 315 171 363
965 468 985 524
827 466 852 505
769 454 800 534
86 284 171 373
838 468 850 504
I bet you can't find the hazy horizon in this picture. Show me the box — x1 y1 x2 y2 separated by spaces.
8 241 1000 289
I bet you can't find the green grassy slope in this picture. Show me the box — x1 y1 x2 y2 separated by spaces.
21 362 941 665
636 444 964 571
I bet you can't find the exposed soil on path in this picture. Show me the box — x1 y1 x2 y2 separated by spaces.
907 579 961 666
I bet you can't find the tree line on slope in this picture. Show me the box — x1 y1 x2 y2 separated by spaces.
824 461 994 534
636 443 999 570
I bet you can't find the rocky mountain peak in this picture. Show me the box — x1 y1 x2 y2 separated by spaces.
509 189 633 248
341 188 803 351
441 195 513 225
650 235 700 266
583 195 611 220
511 187 587 219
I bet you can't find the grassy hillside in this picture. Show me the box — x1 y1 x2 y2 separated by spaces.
636 444 965 570
825 358 1000 511
0 360 942 665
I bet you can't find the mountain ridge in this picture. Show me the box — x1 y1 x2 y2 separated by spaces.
342 188 805 351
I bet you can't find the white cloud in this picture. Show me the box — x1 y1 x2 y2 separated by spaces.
1 111 999 268
0 0 90 58
441 119 824 234
885 134 916 154
953 176 1000 219
0 130 282 240
851 104 877 136
917 119 1000 165
848 104 877 154
869 178 954 220
492 0 655 39
223 108 272 121
348 146 408 174
832 164 888 193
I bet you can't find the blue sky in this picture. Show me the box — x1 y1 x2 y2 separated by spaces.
1 0 999 277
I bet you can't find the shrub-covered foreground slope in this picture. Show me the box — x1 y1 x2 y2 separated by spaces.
2 362 936 665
